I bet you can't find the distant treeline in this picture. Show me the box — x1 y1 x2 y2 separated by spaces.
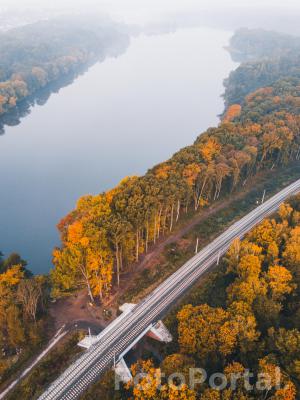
224 29 300 108
0 16 130 117
227 27 300 63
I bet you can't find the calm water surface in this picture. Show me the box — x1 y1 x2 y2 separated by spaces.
0 27 237 273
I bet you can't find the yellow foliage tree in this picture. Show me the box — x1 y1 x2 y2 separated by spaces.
177 304 237 359
127 360 196 400
266 265 295 301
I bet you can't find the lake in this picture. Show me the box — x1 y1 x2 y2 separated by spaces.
0 27 237 273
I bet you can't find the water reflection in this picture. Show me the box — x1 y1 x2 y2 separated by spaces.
0 69 88 134
0 37 130 135
0 28 237 273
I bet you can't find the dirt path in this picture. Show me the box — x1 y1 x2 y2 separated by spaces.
50 289 108 330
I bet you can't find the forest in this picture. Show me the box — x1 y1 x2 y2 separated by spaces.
51 73 300 304
3 27 300 398
0 16 130 116
227 28 300 63
121 196 300 399
224 29 300 108
0 253 49 382
78 196 300 399
49 30 300 398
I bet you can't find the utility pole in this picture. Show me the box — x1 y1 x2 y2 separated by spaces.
195 237 199 254
261 189 266 204
88 327 92 345
217 252 220 266
113 352 116 368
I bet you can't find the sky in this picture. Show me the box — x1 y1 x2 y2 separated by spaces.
2 0 300 25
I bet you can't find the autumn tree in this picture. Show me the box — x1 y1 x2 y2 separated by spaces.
127 360 196 400
177 304 238 362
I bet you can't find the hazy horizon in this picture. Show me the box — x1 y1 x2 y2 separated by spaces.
2 0 300 37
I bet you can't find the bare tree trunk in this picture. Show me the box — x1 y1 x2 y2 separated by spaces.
79 264 94 303
213 183 218 201
194 193 198 210
136 229 139 262
162 208 168 236
185 199 188 214
217 180 222 199
199 176 207 200
115 242 120 287
162 210 165 236
157 207 163 239
146 220 149 253
17 279 42 322
170 203 174 232
214 177 223 200
176 199 180 222
86 278 94 303
154 213 157 244
120 245 123 271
